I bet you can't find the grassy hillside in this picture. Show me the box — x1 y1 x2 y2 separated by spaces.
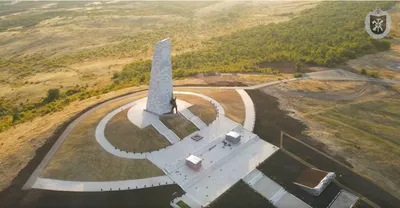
116 1 395 84
0 1 395 132
0 1 311 88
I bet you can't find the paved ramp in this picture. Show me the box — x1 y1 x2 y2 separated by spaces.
152 119 181 144
243 169 311 208
180 108 207 129
328 190 359 208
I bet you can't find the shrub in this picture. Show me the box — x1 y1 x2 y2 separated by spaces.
176 200 191 208
294 73 303 78
112 71 120 79
44 89 60 103
272 70 280 75
295 61 304 72
12 111 21 122
260 68 273 74
360 68 367 75
369 71 380 78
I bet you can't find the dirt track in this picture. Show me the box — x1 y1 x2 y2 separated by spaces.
283 83 374 101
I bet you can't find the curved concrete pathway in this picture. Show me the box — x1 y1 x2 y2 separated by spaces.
174 91 226 115
32 176 174 192
236 89 256 131
180 108 207 129
95 100 148 159
94 91 228 159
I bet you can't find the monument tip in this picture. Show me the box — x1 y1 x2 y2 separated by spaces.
158 38 170 43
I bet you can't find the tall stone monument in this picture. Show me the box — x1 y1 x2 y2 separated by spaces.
145 38 174 115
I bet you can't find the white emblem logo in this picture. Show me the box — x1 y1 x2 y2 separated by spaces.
365 8 391 39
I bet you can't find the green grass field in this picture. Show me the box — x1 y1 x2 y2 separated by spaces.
177 94 217 125
160 114 198 139
104 108 170 153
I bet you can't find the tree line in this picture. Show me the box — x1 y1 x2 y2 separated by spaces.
114 1 394 85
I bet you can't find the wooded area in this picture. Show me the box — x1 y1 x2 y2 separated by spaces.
115 1 394 85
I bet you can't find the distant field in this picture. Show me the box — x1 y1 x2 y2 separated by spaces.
268 80 400 198
0 1 316 103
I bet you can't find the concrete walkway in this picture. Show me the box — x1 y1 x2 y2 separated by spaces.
174 91 226 116
32 175 174 192
95 100 148 159
94 91 227 160
328 190 359 208
243 169 311 208
236 89 256 131
180 108 207 129
152 119 181 143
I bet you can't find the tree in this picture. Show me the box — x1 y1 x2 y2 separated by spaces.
112 71 120 79
45 89 60 103
12 111 21 123
294 72 303 78
295 61 304 73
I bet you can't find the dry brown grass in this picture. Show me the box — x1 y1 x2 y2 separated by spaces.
392 84 400 92
1 1 316 104
268 81 400 198
42 93 164 181
172 73 291 88
177 94 217 125
104 108 170 152
0 86 148 190
237 73 292 84
178 89 245 124
160 114 198 139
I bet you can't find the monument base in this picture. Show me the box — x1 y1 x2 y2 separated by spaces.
144 109 179 117
160 113 180 118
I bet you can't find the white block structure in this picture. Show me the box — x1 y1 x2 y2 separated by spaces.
146 38 174 115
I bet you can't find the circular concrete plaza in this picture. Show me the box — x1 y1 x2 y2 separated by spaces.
34 89 255 193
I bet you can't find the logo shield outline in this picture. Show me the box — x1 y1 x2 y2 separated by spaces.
365 8 392 39
365 8 391 39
